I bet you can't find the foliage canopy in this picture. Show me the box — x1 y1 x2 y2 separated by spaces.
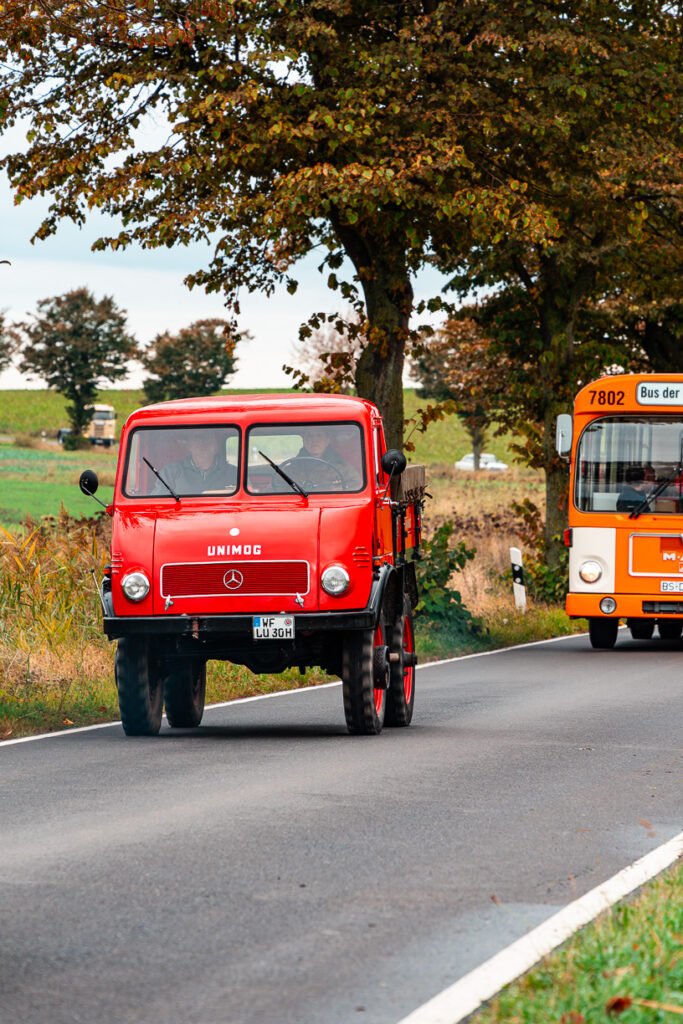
0 0 679 467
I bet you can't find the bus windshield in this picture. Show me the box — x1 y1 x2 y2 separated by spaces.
575 416 683 514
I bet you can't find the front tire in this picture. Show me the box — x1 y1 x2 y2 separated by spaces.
658 619 683 640
115 636 164 736
342 626 387 735
627 618 655 640
386 598 416 727
164 660 207 728
588 617 619 649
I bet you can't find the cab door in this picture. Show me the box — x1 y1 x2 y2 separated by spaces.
372 420 394 560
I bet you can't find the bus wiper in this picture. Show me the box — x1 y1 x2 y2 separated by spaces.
258 450 308 497
143 457 180 501
630 472 678 519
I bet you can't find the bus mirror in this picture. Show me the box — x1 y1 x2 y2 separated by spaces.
556 414 572 457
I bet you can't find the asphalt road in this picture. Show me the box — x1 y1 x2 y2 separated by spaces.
1 632 681 1024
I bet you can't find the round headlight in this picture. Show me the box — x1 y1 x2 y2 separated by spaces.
321 565 350 596
579 560 602 584
600 597 617 614
121 571 150 602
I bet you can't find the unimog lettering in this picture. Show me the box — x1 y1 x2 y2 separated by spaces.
208 544 262 556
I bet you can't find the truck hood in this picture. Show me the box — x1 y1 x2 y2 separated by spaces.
151 505 322 615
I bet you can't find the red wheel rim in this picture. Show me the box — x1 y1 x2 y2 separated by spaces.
373 624 386 715
403 615 414 703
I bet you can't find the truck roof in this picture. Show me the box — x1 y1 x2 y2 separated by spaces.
125 392 380 425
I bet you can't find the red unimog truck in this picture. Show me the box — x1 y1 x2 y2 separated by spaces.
80 394 425 737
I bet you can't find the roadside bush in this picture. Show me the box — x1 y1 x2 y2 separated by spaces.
12 433 44 449
510 497 568 604
416 520 479 631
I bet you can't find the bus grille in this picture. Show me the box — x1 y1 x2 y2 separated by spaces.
161 561 309 598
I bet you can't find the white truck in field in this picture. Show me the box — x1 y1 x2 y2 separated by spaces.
58 403 118 447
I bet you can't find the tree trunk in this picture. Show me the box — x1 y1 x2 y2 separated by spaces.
543 403 570 570
333 219 413 450
470 422 486 471
536 257 596 571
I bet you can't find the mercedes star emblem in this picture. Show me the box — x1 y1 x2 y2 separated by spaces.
223 569 244 590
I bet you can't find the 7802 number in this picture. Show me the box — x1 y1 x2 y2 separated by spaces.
589 389 625 406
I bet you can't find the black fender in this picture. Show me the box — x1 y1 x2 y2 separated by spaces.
369 564 405 629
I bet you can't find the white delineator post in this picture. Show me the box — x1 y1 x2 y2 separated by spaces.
510 546 527 612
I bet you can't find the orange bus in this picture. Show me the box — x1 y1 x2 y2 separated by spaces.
557 373 683 649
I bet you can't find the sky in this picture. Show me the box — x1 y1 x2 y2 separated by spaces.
0 121 449 392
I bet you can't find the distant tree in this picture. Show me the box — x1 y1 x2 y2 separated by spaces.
0 311 14 376
286 311 364 394
413 317 512 468
18 289 137 436
141 319 242 404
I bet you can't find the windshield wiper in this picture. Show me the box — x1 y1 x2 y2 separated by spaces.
258 450 308 497
630 472 679 519
143 457 180 501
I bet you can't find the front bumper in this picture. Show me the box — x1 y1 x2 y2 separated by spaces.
103 610 375 640
566 592 683 619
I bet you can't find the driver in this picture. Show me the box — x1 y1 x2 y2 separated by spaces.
153 429 237 495
616 465 652 512
293 425 362 490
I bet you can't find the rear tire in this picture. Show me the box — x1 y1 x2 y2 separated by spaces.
164 660 207 728
627 618 655 640
342 626 387 735
115 637 164 736
386 598 416 727
588 617 618 649
658 619 683 640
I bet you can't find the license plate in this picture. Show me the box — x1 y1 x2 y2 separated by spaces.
660 580 683 593
252 615 295 639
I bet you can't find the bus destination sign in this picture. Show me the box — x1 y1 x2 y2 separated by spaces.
636 382 683 405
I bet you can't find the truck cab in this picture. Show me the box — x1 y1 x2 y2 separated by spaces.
84 394 425 736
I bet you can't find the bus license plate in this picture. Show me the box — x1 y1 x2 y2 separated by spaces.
661 580 683 593
253 615 295 640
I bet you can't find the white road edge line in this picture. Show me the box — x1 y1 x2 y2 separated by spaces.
0 630 592 748
396 829 683 1024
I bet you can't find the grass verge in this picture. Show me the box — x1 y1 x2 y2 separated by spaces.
471 863 683 1024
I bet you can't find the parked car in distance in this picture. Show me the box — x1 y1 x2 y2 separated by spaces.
454 452 508 471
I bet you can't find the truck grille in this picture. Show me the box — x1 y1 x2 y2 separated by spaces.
161 561 309 598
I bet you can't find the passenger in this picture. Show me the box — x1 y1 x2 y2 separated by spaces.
289 425 362 491
616 465 652 512
153 429 237 495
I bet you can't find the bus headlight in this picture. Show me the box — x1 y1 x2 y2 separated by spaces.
321 565 350 596
579 560 603 584
121 571 150 602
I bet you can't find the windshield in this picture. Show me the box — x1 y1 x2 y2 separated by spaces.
124 425 240 498
575 416 683 514
246 422 365 494
92 410 116 421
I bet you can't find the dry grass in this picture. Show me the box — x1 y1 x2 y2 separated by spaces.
424 463 547 618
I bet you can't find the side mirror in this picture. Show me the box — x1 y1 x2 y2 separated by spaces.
555 414 573 458
79 469 99 496
381 449 407 477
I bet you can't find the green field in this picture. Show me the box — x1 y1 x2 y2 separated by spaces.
0 440 117 527
0 388 516 528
